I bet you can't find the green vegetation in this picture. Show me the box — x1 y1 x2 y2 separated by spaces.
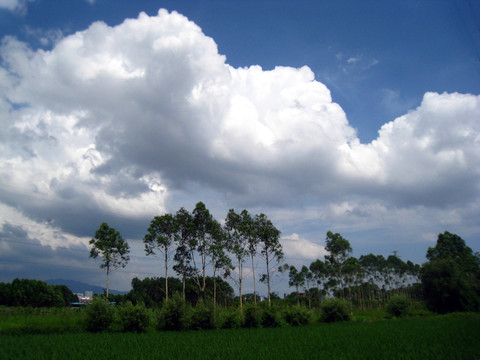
319 298 351 323
386 294 411 317
85 298 114 332
89 222 130 300
0 313 479 360
0 307 85 335
421 231 480 313
0 279 77 308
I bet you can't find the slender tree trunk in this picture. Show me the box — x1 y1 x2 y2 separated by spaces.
106 265 110 302
165 250 169 302
266 250 271 307
182 273 186 301
238 258 243 316
201 252 206 299
251 254 257 305
213 272 217 327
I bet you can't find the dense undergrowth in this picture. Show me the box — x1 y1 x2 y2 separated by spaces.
0 296 429 335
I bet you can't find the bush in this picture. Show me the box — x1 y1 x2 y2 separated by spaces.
320 298 351 323
85 299 114 332
243 305 260 328
117 302 151 333
190 301 214 330
386 295 410 317
219 308 242 329
158 294 190 331
283 306 311 326
261 307 284 328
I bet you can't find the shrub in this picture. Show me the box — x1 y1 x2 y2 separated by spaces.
243 305 260 328
261 307 284 328
386 295 410 317
219 308 242 329
320 298 351 323
85 299 114 332
190 301 214 330
283 306 311 326
117 302 151 333
158 294 190 331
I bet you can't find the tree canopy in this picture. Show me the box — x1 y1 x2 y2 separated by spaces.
89 222 130 300
421 231 480 313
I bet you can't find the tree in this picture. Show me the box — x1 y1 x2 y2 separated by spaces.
288 265 304 294
224 209 249 314
299 265 314 308
89 222 130 300
243 210 260 305
310 259 328 302
189 202 228 300
421 231 480 313
256 213 284 306
325 231 352 298
207 217 232 316
173 207 195 301
144 213 179 302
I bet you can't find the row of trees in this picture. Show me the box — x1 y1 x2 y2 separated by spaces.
0 278 78 307
124 276 235 308
288 231 421 309
89 201 480 314
90 202 285 313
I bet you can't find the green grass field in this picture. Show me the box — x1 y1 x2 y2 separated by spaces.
0 312 479 360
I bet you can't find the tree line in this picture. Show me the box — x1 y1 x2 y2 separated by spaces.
90 202 285 314
89 202 480 314
0 278 78 307
288 231 422 309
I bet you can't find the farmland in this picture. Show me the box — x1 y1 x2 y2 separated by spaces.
1 312 479 360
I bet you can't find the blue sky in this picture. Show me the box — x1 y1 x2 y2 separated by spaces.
0 0 479 294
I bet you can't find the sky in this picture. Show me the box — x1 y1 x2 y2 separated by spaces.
0 0 479 295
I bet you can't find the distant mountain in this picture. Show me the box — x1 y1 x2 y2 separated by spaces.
46 279 129 295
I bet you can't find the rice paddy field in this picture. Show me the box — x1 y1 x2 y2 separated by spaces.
1 312 479 360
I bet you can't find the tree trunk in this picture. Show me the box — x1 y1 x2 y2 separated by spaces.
106 265 110 302
165 251 169 302
213 273 217 327
238 258 243 316
251 254 256 305
266 250 271 307
182 273 186 301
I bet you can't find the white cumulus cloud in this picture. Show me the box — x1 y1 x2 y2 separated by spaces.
0 8 479 270
282 233 327 260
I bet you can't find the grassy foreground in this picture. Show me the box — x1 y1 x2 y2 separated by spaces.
0 313 479 360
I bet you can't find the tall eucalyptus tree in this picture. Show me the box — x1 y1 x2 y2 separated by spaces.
256 213 283 306
144 213 179 301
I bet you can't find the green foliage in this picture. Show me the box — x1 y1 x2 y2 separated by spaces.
283 305 311 326
117 302 151 333
89 223 130 300
256 213 283 305
158 294 190 331
190 301 214 330
386 295 410 317
85 299 114 332
0 279 74 308
421 232 480 314
261 307 285 328
243 305 260 328
320 298 351 323
218 308 242 329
